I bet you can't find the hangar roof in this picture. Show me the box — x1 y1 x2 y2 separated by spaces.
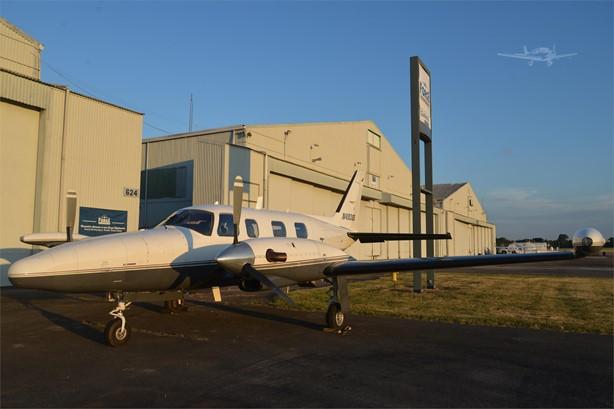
433 183 467 201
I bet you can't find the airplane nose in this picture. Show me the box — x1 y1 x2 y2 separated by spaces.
216 243 255 275
7 252 53 287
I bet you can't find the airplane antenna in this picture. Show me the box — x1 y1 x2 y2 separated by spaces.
188 93 193 132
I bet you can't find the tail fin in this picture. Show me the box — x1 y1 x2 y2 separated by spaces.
523 45 528 54
332 169 364 230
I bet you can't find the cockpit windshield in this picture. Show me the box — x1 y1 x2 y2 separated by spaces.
163 209 214 236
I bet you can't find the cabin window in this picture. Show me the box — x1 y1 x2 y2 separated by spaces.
217 213 235 237
245 219 259 238
294 222 308 238
164 209 214 236
271 221 286 237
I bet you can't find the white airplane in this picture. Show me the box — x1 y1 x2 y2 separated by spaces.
498 45 577 66
8 170 605 346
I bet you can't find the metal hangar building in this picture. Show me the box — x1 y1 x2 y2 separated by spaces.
141 122 496 261
0 18 143 285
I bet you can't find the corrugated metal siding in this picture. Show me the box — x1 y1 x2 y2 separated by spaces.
62 93 142 232
143 132 227 206
0 22 40 79
1 71 66 232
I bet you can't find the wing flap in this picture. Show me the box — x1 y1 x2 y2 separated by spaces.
325 252 576 277
348 232 452 243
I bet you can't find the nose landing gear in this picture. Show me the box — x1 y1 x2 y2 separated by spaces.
105 299 132 347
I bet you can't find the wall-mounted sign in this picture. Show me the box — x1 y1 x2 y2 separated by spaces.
418 64 431 134
79 206 128 237
123 187 139 198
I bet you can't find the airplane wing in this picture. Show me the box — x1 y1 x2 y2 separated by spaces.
553 53 577 59
324 252 576 277
497 53 542 61
347 232 452 243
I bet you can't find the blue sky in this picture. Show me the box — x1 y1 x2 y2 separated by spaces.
2 1 612 239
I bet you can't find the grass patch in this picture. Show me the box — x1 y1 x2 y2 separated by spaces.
266 273 614 334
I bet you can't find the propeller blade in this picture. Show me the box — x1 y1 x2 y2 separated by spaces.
243 264 294 305
65 191 77 242
232 176 243 244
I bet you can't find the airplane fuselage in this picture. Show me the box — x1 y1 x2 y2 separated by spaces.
8 205 354 293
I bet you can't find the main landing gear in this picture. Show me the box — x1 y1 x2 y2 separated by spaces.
104 290 185 347
325 276 351 334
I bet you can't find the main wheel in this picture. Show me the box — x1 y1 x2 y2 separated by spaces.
326 302 345 330
164 299 184 313
104 319 131 347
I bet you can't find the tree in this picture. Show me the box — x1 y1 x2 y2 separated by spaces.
605 237 614 248
496 237 512 247
554 234 572 249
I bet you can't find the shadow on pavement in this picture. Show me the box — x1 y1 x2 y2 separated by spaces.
190 299 323 332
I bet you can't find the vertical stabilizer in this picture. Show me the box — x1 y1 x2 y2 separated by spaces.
332 170 364 230
523 45 528 54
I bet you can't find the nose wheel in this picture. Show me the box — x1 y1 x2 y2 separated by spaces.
105 300 132 347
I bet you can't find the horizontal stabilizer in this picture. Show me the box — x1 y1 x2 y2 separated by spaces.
347 232 452 243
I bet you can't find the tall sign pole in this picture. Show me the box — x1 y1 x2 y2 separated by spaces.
410 56 435 292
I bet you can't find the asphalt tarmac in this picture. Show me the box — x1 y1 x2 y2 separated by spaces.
2 274 612 408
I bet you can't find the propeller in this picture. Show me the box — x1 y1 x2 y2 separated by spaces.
65 191 77 242
242 264 294 305
232 176 243 244
217 177 294 304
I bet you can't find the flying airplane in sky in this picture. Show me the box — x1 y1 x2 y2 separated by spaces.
8 170 605 346
497 45 577 66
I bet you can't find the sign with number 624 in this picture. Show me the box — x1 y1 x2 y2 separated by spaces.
123 187 139 198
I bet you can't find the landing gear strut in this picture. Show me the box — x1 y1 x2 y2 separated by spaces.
325 276 351 333
103 290 185 346
105 297 132 347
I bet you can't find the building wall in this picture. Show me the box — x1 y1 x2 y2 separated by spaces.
0 101 40 285
0 18 42 79
442 183 487 221
140 130 231 227
142 121 496 260
0 70 143 285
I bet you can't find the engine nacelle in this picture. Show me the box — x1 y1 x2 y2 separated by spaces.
216 238 350 282
572 227 605 257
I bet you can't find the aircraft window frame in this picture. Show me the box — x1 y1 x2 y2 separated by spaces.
217 213 235 237
163 209 214 236
245 219 259 238
271 221 287 238
294 222 308 239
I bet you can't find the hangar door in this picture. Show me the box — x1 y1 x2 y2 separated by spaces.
0 101 40 286
453 220 473 256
